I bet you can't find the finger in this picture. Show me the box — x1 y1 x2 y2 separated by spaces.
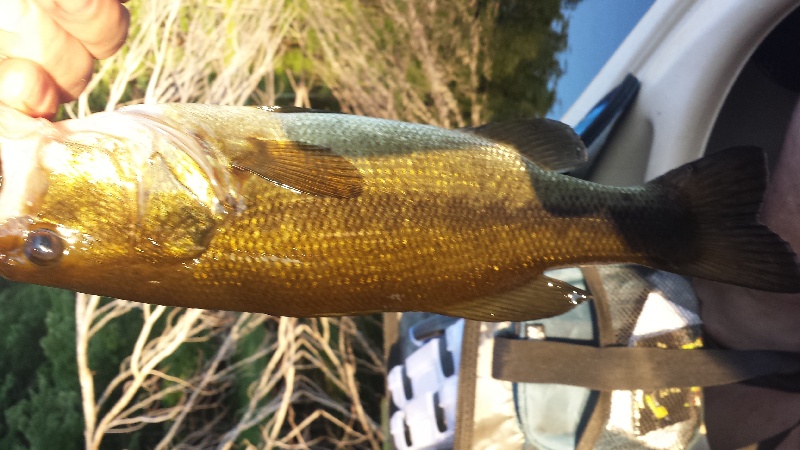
0 2 95 101
0 58 60 118
33 0 130 59
41 30 95 100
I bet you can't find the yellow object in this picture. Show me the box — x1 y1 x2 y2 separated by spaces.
644 394 669 420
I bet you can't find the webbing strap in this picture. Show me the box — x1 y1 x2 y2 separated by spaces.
453 319 481 450
492 336 800 390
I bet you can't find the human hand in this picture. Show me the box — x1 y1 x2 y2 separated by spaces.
0 0 130 118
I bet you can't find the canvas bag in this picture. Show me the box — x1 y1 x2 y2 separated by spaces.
478 265 800 450
387 266 800 449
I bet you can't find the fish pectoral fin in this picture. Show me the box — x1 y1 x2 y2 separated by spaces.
461 119 587 172
232 138 364 198
439 275 590 322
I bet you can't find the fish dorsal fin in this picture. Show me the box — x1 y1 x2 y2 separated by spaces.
232 138 364 198
258 106 336 114
437 275 590 322
462 119 587 172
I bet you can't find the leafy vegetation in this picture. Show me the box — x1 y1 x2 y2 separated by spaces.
0 282 81 450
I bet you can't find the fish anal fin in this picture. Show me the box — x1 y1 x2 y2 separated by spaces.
462 119 587 172
232 138 364 199
438 275 590 322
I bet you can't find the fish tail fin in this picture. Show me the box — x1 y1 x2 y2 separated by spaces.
651 146 800 292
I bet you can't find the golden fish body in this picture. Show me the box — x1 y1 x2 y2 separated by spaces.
0 104 796 321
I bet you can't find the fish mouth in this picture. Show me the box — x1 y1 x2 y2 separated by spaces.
0 127 48 222
0 106 62 225
0 227 11 267
0 124 51 273
0 217 27 272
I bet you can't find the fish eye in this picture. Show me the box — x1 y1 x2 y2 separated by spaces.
24 229 64 266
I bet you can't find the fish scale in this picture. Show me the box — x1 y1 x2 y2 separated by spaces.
0 104 796 321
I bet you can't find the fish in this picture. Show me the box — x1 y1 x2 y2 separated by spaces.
0 103 797 322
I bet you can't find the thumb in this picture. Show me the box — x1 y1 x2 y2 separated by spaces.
0 58 60 119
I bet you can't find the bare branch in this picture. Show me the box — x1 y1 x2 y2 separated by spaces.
66 1 494 448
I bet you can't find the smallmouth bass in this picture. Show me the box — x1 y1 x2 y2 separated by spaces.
0 104 797 321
